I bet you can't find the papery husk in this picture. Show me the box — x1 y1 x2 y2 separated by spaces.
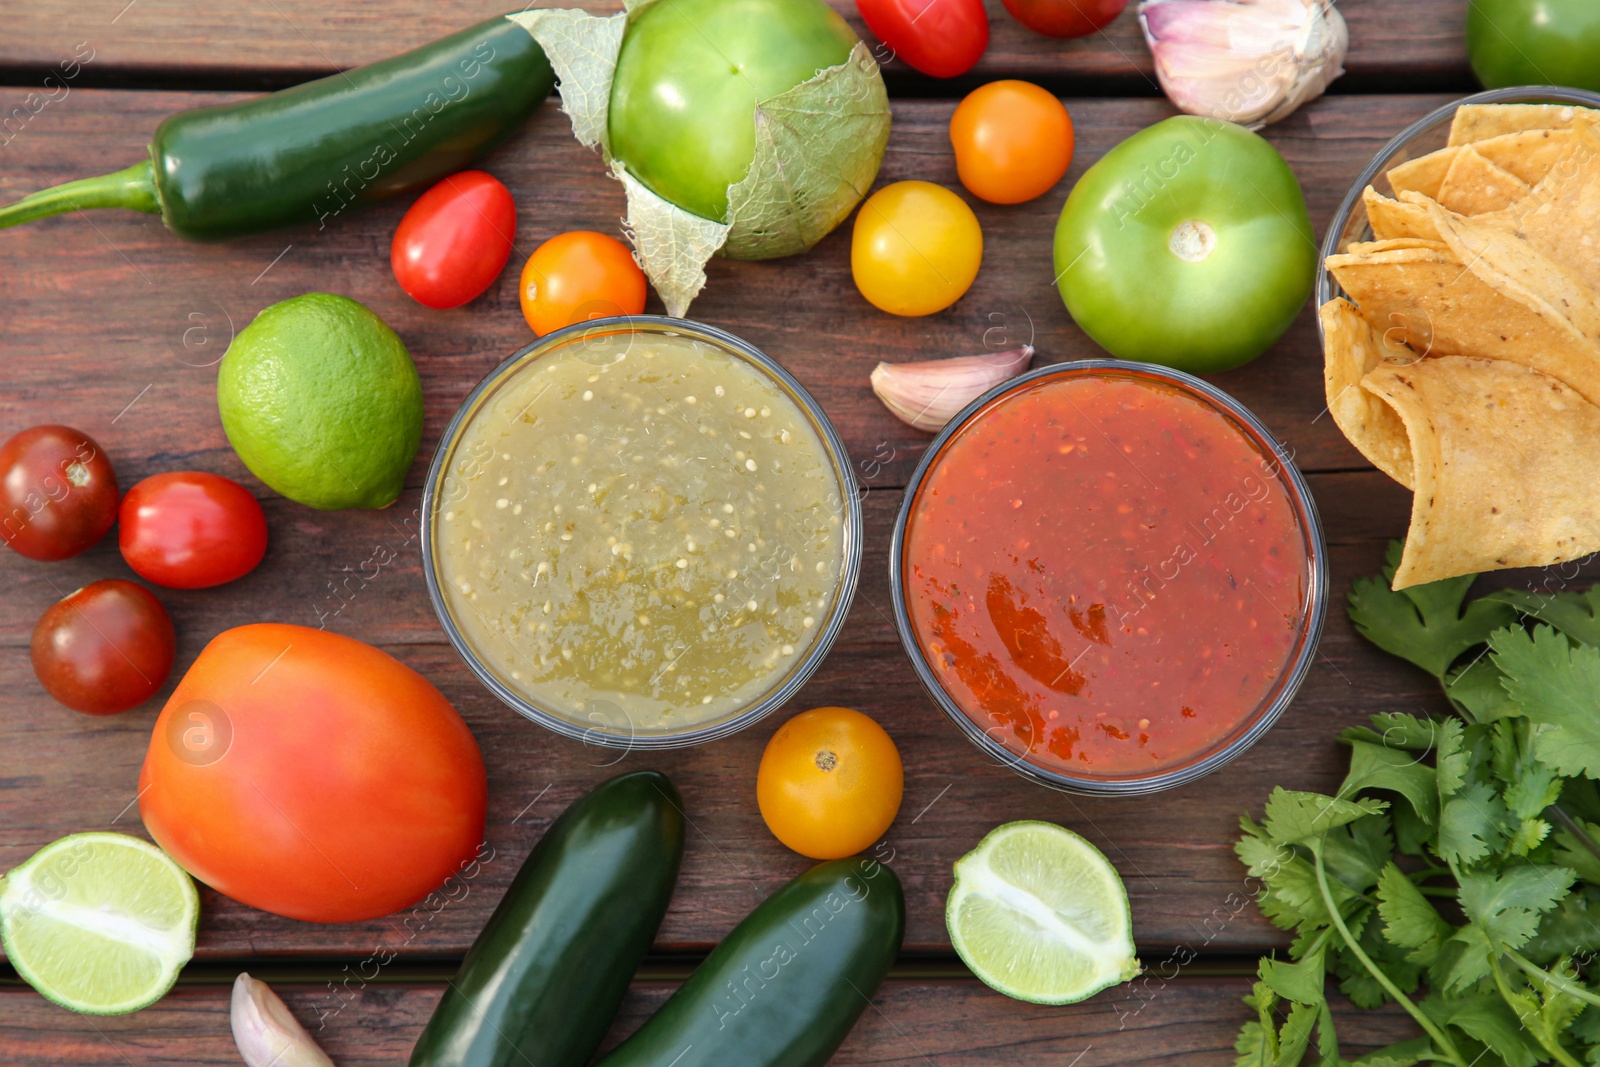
510 5 889 317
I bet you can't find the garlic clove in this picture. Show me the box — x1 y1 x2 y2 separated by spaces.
231 973 336 1067
870 346 1034 433
1139 0 1347 128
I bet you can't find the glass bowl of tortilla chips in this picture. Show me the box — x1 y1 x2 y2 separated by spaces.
1316 87 1600 591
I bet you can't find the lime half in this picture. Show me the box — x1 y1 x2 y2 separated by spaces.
947 821 1140 1005
0 832 199 1014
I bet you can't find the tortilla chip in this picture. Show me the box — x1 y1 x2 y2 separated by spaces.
1319 298 1416 488
1345 238 1449 255
1437 146 1531 214
1485 115 1600 292
1386 147 1458 200
1364 187 1441 242
1325 242 1600 407
1448 103 1597 145
1427 201 1600 347
1363 356 1600 588
1473 128 1578 186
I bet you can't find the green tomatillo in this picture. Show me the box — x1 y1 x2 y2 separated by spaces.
515 0 889 317
1053 116 1316 374
609 0 858 224
1468 0 1600 93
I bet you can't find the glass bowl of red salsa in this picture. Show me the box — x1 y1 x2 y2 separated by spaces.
891 361 1326 795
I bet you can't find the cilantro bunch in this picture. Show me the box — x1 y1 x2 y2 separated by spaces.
1236 544 1600 1067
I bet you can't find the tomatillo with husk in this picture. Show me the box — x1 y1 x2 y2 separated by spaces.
515 0 890 316
1053 117 1315 373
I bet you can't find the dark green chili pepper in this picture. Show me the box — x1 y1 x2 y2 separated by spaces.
0 15 552 240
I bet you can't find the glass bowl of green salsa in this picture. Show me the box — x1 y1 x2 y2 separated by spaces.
891 360 1327 795
423 317 862 749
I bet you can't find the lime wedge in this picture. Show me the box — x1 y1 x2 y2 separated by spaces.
947 821 1140 1005
0 832 199 1014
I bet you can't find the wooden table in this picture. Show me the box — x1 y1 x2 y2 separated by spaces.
1 0 1574 1061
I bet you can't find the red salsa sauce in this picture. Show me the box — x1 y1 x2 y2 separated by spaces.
902 372 1309 778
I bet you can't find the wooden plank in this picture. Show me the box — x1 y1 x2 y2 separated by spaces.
0 1 1469 90
0 976 1419 1065
6 482 1539 960
0 90 1457 489
2 87 1574 963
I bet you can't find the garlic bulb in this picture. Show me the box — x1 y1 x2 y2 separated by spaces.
231 973 336 1067
870 347 1034 433
1138 0 1347 128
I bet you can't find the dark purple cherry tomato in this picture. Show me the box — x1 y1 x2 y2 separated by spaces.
31 579 176 715
0 425 118 561
391 170 517 310
119 471 268 589
856 0 989 79
1001 0 1126 38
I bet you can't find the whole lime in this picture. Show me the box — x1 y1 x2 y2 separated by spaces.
217 293 422 510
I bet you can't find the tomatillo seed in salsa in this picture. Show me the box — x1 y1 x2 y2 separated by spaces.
901 370 1311 778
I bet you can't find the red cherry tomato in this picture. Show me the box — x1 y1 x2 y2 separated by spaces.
119 472 268 589
1000 0 1126 38
0 425 118 562
856 0 989 78
32 579 176 715
391 170 517 310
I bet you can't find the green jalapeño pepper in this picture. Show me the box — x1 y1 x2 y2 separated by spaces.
0 15 553 240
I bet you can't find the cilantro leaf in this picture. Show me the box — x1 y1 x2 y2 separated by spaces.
1507 817 1553 856
1503 761 1564 822
1323 814 1394 894
1554 820 1600 883
1391 799 1432 857
1347 541 1518 679
1486 587 1600 647
1430 924 1494 993
1275 1000 1320 1067
1235 981 1278 1067
1443 654 1519 723
1350 1036 1435 1067
1458 864 1577 951
1436 780 1508 866
1434 719 1468 797
1263 788 1389 846
1341 712 1441 751
1539 957 1587 1039
1341 740 1438 826
1425 992 1545 1067
1375 863 1453 965
1492 625 1600 779
1260 944 1327 1005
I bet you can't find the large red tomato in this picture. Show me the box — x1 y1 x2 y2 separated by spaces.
139 624 486 923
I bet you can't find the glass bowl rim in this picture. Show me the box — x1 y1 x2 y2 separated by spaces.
888 358 1329 796
420 314 864 750
1315 85 1600 323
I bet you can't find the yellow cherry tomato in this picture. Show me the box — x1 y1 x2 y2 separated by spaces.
851 181 983 317
757 706 903 860
950 80 1074 205
519 230 648 336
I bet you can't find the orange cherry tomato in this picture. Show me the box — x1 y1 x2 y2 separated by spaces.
949 80 1074 205
757 706 903 860
519 230 648 336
